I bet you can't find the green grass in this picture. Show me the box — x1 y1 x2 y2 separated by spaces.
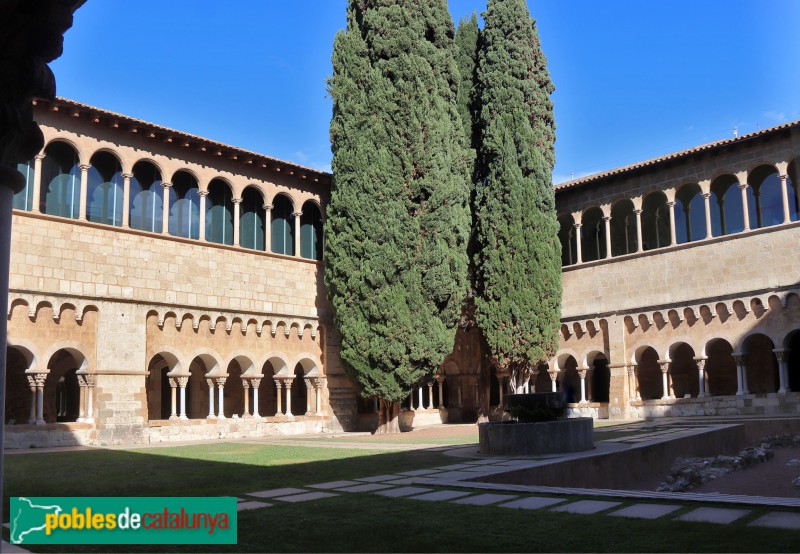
5 441 800 553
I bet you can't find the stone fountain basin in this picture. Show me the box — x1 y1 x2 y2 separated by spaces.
478 417 594 456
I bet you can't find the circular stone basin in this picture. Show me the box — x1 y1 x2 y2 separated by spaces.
478 417 594 456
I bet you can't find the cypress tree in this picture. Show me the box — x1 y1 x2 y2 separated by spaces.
326 0 471 432
473 0 562 392
454 13 480 152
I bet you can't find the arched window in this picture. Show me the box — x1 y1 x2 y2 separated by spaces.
87 151 124 226
557 214 576 266
41 141 81 218
206 178 233 245
14 160 35 211
581 207 605 262
300 201 323 260
675 183 706 244
610 200 637 256
642 191 670 250
788 159 800 222
271 194 294 255
749 165 783 229
240 187 265 251
711 174 753 235
129 161 164 233
169 171 200 239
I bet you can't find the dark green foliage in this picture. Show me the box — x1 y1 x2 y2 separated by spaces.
326 1 471 406
454 13 480 153
473 0 562 385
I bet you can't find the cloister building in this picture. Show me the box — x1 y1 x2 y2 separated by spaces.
6 97 800 446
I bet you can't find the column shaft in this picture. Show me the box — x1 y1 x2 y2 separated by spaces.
667 201 677 246
121 173 131 227
275 381 283 416
161 183 171 235
198 192 207 241
603 216 612 258
703 193 713 238
780 175 791 224
207 380 216 419
294 211 302 257
574 223 583 264
78 164 89 220
285 379 294 417
635 209 643 252
739 183 751 231
233 198 241 246
31 154 43 213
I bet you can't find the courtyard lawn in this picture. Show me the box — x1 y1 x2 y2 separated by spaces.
4 440 800 553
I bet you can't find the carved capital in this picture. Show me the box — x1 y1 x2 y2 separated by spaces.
263 204 273 212
206 378 216 389
732 354 747 365
198 190 209 197
250 378 262 389
84 374 95 387
313 377 325 389
215 377 227 387
577 369 588 380
177 376 189 388
773 349 787 363
79 163 90 172
304 379 312 389
274 379 283 390
293 211 303 218
241 379 250 390
547 370 559 382
162 182 173 189
659 361 670 374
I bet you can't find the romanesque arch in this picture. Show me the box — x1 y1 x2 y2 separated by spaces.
41 140 81 218
130 159 164 233
206 178 234 246
87 150 124 226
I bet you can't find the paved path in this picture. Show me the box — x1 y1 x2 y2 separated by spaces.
237 454 800 530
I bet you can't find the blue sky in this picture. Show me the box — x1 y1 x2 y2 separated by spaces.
51 1 800 184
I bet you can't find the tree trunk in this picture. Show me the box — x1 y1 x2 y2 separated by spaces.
375 398 400 434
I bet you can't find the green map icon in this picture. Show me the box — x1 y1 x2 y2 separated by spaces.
11 497 63 544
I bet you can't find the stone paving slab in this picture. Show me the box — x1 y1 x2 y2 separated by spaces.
409 490 473 502
308 480 361 490
748 512 800 530
273 491 339 503
500 496 565 510
609 504 682 519
237 501 271 511
551 500 622 514
428 471 482 481
464 459 509 465
1 540 30 553
437 463 476 470
337 483 396 493
356 474 403 482
381 477 424 485
375 487 433 498
398 469 442 476
461 465 505 472
246 487 307 498
452 493 518 506
676 507 751 524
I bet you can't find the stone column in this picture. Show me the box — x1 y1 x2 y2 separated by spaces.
274 380 284 416
436 376 445 409
626 366 635 400
233 197 242 246
168 377 178 420
31 154 44 213
76 374 86 422
242 379 251 417
586 369 594 401
702 192 713 239
754 190 763 229
314 378 324 416
408 391 414 411
177 376 188 420
84 374 95 424
284 377 294 417
774 349 789 394
695 358 707 398
417 385 423 411
738 180 751 231
216 377 226 419
603 216 612 258
497 376 504 408
634 209 643 252
530 370 539 393
659 361 670 400
578 369 587 403
78 163 89 220
779 175 792 224
666 201 677 246
733 354 748 395
198 190 208 241
161 182 172 235
206 378 216 419
573 223 583 264
121 173 132 227
251 378 262 418
34 374 46 425
293 211 302 257
264 204 272 251
26 375 37 424
427 381 434 409
305 379 314 416
549 370 559 392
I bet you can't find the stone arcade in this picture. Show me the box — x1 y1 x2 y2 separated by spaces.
6 97 800 446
